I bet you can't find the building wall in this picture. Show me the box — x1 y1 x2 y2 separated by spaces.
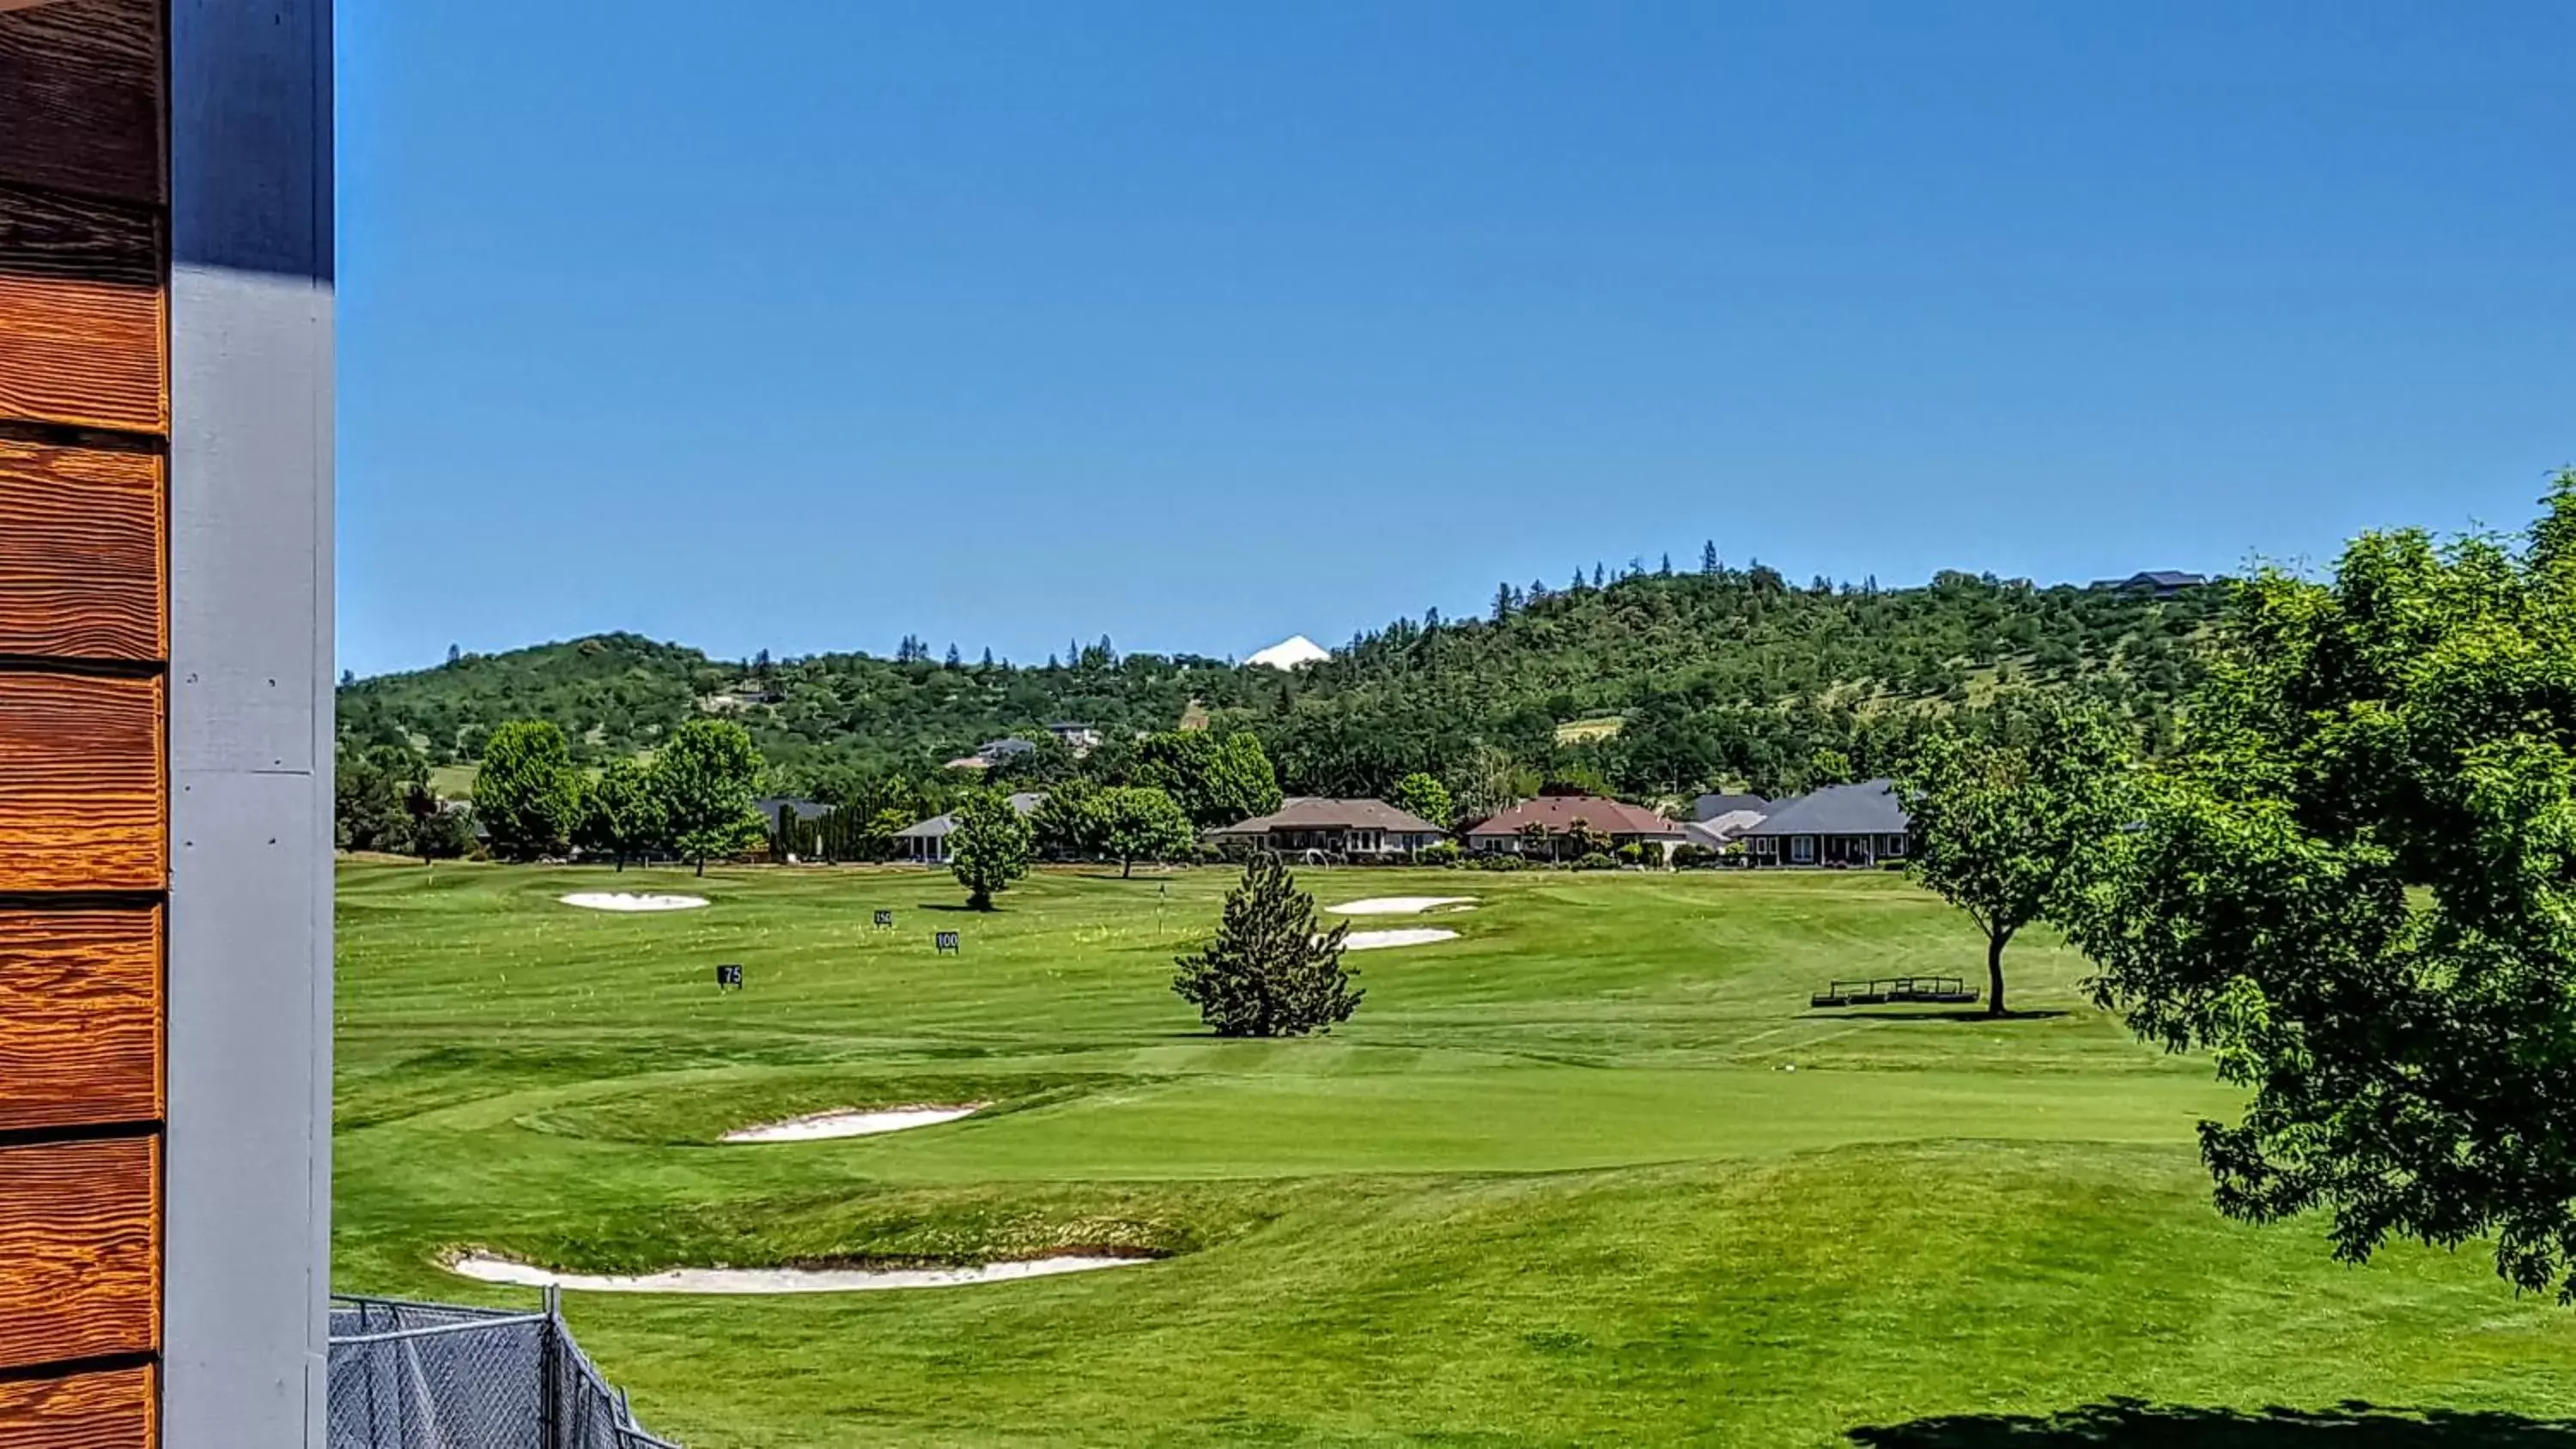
0 3 332 1443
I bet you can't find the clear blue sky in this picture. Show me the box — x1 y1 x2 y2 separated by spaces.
336 1 2573 678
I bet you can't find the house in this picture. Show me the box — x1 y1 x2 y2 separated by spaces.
1739 779 1911 867
1464 794 1686 859
755 797 832 834
895 791 1048 864
1046 722 1104 753
945 736 1038 771
1208 797 1449 859
1690 791 1770 822
2090 570 2209 598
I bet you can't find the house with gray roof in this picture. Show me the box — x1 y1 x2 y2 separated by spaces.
1739 779 1912 867
896 791 1048 864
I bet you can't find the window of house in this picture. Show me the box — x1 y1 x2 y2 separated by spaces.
1754 836 1775 857
1791 835 1816 864
1884 834 1907 858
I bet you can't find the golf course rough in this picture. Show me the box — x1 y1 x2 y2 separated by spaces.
335 862 2576 1446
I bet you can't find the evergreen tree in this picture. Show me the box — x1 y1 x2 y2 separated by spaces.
1492 582 1514 622
1660 553 1674 576
1594 562 1607 588
945 643 962 668
1702 540 1720 575
1172 855 1364 1037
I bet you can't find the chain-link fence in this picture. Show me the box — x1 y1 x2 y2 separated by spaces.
328 1293 681 1449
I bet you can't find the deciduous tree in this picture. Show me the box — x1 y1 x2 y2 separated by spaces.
1099 785 1195 877
1172 855 1363 1037
950 788 1034 909
473 721 583 860
1899 691 2129 1015
656 718 766 875
1389 773 1454 831
2067 475 2576 1300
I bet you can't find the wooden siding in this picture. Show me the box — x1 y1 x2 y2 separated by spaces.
0 439 162 660
0 1138 158 1372
0 0 161 206
0 0 167 1428
0 910 161 1133
0 1367 154 1449
0 674 163 893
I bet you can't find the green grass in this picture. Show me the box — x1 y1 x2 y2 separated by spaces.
337 863 2576 1446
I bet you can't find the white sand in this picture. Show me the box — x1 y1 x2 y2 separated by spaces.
558 892 708 912
1328 897 1476 916
1341 928 1461 950
447 1253 1145 1295
722 1105 985 1143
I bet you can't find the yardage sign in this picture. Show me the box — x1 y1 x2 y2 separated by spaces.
873 910 895 929
716 963 744 990
934 931 961 955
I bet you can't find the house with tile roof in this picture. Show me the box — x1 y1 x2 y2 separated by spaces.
1463 794 1686 860
1208 797 1449 859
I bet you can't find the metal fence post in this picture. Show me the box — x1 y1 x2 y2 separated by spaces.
540 1286 564 1449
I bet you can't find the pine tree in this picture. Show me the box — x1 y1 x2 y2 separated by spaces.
1593 563 1606 588
1702 540 1720 575
1493 582 1514 622
1171 855 1364 1037
945 643 962 668
1660 553 1674 576
981 646 995 668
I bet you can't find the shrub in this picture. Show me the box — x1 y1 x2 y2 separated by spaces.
1417 840 1462 867
1572 851 1618 871
1468 852 1526 872
1616 842 1647 867
1671 843 1716 870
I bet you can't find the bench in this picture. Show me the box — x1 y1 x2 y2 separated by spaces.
1809 976 1979 1009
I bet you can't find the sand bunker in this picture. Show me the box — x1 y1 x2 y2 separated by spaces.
1341 928 1461 950
447 1253 1145 1295
558 892 708 912
1328 897 1476 916
721 1105 985 1143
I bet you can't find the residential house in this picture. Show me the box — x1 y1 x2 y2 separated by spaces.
944 737 1038 772
1209 797 1449 859
895 791 1048 864
1464 794 1686 859
1046 722 1104 753
1684 791 1771 852
1739 779 1911 867
2089 569 2210 598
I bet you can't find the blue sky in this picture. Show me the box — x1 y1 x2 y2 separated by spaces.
337 1 2573 677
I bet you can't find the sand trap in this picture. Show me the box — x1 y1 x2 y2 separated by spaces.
721 1104 985 1143
1328 897 1476 916
558 892 708 912
1341 928 1461 950
447 1253 1145 1295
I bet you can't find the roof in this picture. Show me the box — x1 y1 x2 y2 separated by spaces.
1466 795 1682 839
1685 809 1768 848
1212 797 1447 836
1691 791 1771 822
1742 780 1910 838
978 737 1037 756
895 791 1048 839
755 796 831 827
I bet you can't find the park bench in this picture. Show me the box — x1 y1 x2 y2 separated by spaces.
1809 976 1979 1008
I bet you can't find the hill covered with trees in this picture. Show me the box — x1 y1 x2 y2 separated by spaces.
337 557 2226 807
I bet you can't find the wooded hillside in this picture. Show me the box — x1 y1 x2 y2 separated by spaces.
337 564 2224 803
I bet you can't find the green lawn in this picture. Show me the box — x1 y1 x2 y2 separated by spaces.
335 862 2576 1446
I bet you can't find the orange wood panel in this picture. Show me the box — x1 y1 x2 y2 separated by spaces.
0 673 161 893
0 1366 153 1449
0 910 160 1133
0 1137 156 1372
0 440 161 660
0 181 164 434
0 0 161 206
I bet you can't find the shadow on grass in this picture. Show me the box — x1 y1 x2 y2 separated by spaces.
1846 1400 2576 1446
1806 1009 2072 1022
